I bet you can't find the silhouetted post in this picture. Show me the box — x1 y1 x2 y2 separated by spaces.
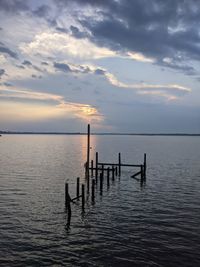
107 167 110 187
76 177 80 199
87 175 90 194
86 124 90 179
118 153 121 176
82 184 85 210
115 166 118 176
140 165 144 180
102 164 104 178
91 179 95 202
91 160 94 177
100 172 103 193
95 152 98 182
65 183 69 206
144 153 146 179
112 166 115 181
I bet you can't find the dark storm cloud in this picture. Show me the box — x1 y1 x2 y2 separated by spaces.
0 44 18 59
56 0 200 71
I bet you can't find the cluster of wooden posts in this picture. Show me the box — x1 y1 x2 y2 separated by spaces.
64 124 147 217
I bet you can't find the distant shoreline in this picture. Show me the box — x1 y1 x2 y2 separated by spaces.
0 131 200 136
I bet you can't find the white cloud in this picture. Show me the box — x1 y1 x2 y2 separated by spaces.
127 51 155 63
20 31 116 59
103 71 191 100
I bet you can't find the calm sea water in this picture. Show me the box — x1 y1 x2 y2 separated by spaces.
0 134 200 267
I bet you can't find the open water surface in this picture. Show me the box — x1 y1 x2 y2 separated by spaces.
0 134 200 266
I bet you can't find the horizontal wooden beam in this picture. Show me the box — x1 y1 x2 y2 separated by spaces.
98 162 142 167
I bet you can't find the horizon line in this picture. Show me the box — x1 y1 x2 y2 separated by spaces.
0 131 200 136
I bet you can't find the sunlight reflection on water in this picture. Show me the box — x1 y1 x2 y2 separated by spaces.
0 135 200 266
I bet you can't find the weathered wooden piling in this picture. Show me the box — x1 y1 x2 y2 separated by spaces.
86 124 90 179
107 167 110 187
115 166 118 176
112 166 115 181
82 184 85 210
65 183 69 206
144 153 146 179
76 177 80 199
87 175 90 194
95 152 98 182
100 172 103 193
118 153 121 176
140 165 144 180
91 179 95 202
102 164 104 178
91 160 94 177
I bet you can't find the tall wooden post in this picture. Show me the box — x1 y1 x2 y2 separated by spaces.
118 153 121 176
86 124 90 179
95 152 98 182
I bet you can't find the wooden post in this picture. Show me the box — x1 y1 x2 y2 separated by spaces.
86 124 90 179
115 166 118 176
112 166 115 181
140 165 144 180
100 172 103 193
118 153 121 176
107 167 110 187
144 153 146 179
91 160 94 177
65 183 69 206
95 152 98 182
91 179 95 202
76 177 80 199
102 164 104 178
87 175 90 194
82 184 85 210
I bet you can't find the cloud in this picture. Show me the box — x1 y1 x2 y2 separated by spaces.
32 5 51 18
54 62 71 72
0 0 29 13
0 69 5 79
22 60 32 66
0 86 103 123
103 71 191 100
20 31 116 59
55 0 200 73
0 44 18 58
51 60 191 100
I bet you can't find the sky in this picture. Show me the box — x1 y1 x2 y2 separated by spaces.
0 0 200 133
